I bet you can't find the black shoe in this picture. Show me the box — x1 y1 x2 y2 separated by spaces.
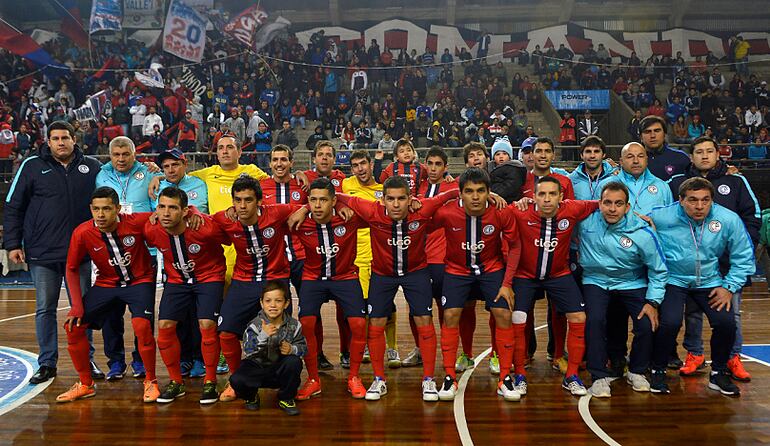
180 361 193 378
340 352 350 369
709 371 740 397
667 357 683 370
650 370 670 394
156 381 186 403
318 352 334 371
200 380 219 404
90 362 105 380
245 395 260 410
608 358 627 379
278 399 300 416
29 366 57 385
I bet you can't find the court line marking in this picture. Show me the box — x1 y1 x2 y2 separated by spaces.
454 323 549 446
0 305 71 324
578 395 622 446
0 347 53 417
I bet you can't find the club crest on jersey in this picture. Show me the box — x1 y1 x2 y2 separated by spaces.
647 185 658 194
188 191 198 200
334 226 346 237
665 165 674 175
291 191 301 201
374 191 383 199
188 243 201 254
708 220 722 233
134 171 145 181
331 179 341 187
619 236 633 248
78 164 90 174
262 227 275 239
557 219 570 231
408 221 420 231
718 184 731 195
122 235 136 247
483 224 495 235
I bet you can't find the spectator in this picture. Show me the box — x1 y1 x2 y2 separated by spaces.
149 124 169 153
665 96 686 124
559 111 577 159
378 131 396 153
734 36 751 76
748 137 767 160
745 105 762 134
305 125 325 151
718 138 733 160
142 106 163 139
578 110 599 143
275 120 298 150
98 116 123 143
354 121 372 148
688 115 706 141
177 110 199 152
628 110 643 140
371 121 385 147
252 121 272 169
341 121 356 149
648 99 665 117
673 115 689 144
290 99 307 130
426 121 446 146
224 109 246 144
129 99 147 142
0 122 15 180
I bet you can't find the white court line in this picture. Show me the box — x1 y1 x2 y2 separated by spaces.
0 305 70 324
578 395 622 446
454 324 549 446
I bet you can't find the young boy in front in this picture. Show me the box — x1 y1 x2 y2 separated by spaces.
229 280 307 415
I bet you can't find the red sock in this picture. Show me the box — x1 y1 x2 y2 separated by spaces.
300 316 319 380
495 325 514 380
315 314 324 352
524 310 534 357
347 317 367 377
200 326 221 382
368 325 386 379
409 317 419 346
459 305 476 356
551 303 567 360
489 314 498 355
512 323 527 375
566 321 586 377
158 326 183 383
336 303 351 353
219 331 242 373
66 324 94 386
440 326 459 379
131 318 157 381
416 324 437 378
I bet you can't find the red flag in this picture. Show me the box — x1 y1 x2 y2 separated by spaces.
223 5 268 48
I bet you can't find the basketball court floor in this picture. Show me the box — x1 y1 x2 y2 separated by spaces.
1 284 769 445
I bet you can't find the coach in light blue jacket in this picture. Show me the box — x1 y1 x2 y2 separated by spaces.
95 136 161 214
648 177 754 396
579 181 668 396
568 136 618 201
598 142 672 214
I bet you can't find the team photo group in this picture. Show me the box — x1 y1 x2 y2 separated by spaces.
5 113 758 417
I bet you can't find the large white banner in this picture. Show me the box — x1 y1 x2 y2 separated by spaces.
163 0 208 62
123 0 165 29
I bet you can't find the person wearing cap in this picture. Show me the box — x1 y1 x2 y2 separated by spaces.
517 136 537 170
154 148 208 212
578 110 599 144
426 121 446 146
489 136 527 204
177 110 199 153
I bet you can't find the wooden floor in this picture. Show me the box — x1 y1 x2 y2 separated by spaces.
1 284 770 445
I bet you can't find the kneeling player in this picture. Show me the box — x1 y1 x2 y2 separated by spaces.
145 187 230 404
229 280 306 415
290 179 370 400
57 187 160 403
432 168 521 402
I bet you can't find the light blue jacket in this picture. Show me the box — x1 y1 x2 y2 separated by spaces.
96 161 160 213
648 203 755 293
598 168 672 214
153 175 209 214
578 210 668 303
568 160 618 200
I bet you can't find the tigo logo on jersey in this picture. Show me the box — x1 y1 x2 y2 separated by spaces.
557 219 570 231
188 243 201 254
708 220 722 233
461 241 485 254
108 253 132 267
172 260 196 272
408 221 420 231
316 243 340 257
246 245 270 256
647 185 658 194
388 236 412 249
334 226 347 237
619 236 633 248
292 191 302 201
482 224 495 235
718 184 731 195
122 235 136 247
262 227 275 239
535 238 558 252
78 164 90 174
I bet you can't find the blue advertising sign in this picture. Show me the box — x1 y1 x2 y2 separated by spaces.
544 90 610 110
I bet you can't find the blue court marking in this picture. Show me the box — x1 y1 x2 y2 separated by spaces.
740 344 770 367
0 346 51 416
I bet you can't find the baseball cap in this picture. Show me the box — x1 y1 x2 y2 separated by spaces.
157 148 186 165
520 136 538 152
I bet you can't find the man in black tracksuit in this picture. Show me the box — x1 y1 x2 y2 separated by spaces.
3 121 103 384
667 136 761 381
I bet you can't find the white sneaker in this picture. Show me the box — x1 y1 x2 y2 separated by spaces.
387 348 402 369
365 378 387 401
562 375 588 396
402 347 422 367
489 354 500 375
513 374 528 396
438 375 458 401
496 375 521 402
422 378 439 402
590 377 612 398
626 372 651 392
